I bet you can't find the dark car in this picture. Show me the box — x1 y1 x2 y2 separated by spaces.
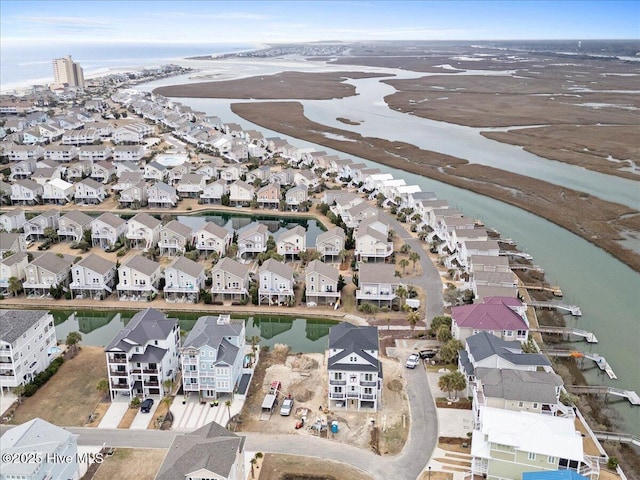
419 349 437 360
140 398 154 413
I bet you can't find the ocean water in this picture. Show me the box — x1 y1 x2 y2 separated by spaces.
0 42 257 91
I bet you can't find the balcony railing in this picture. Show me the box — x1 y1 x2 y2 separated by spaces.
109 370 128 376
346 391 359 398
360 381 377 387
329 379 346 386
361 394 376 400
108 356 127 363
329 392 345 399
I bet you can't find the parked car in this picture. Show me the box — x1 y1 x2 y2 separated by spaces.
405 354 420 369
419 349 437 360
280 397 294 416
140 398 154 413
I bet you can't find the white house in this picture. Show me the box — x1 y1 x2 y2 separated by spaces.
0 208 26 232
91 212 126 249
113 145 145 162
163 256 205 303
75 177 107 205
105 308 180 399
42 178 74 205
90 160 116 184
0 252 29 295
116 255 161 301
10 179 43 205
147 181 177 208
354 225 393 263
285 184 308 211
70 253 116 299
306 260 341 306
23 210 60 240
258 258 294 306
238 223 268 259
210 257 251 301
315 226 346 262
176 173 206 198
327 323 381 410
57 210 93 243
158 220 193 256
23 253 72 296
195 222 231 256
276 225 306 260
228 180 254 206
200 179 227 204
356 263 401 308
126 212 161 249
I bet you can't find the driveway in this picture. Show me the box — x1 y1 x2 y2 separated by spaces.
171 396 243 431
129 397 160 429
97 400 129 429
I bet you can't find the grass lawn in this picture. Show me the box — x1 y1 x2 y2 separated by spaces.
92 448 166 480
258 454 373 480
11 346 106 427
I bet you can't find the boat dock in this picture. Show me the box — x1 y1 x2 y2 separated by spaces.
510 264 545 273
566 385 640 406
528 301 582 316
523 284 563 297
499 250 533 261
543 349 617 379
592 430 640 447
532 326 598 343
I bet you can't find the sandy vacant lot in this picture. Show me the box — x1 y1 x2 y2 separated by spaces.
258 453 374 480
91 448 166 480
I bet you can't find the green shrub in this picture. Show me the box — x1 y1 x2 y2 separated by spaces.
23 384 38 397
607 457 619 469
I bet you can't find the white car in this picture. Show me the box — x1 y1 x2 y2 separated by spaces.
280 397 294 416
405 354 420 369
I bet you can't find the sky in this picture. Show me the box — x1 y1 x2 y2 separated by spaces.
0 0 638 46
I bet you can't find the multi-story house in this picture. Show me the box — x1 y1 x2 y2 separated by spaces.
246 165 272 184
256 183 280 209
356 263 401 308
57 210 93 242
343 202 380 229
75 177 107 205
219 164 246 183
0 252 29 295
112 144 145 162
468 255 511 275
0 233 26 256
0 418 78 480
200 178 227 204
144 161 168 182
91 212 126 249
228 180 254 206
306 260 340 306
471 407 600 480
23 210 60 240
258 258 294 306
327 323 381 411
78 144 112 162
10 179 43 205
9 158 37 181
118 180 148 208
210 257 251 301
451 302 529 345
354 225 392 262
114 162 143 179
90 160 116 184
163 256 205 303
181 314 246 401
5 145 43 162
32 167 61 186
293 169 320 192
69 253 116 300
64 161 92 182
167 163 190 186
285 184 308 211
42 178 74 205
315 226 346 262
195 222 231 257
116 255 161 301
176 173 206 198
0 310 57 389
276 225 306 260
158 220 194 257
126 212 161 249
155 422 245 480
43 144 78 163
147 181 177 208
61 127 98 145
0 208 25 232
105 308 180 399
23 253 72 296
237 223 268 259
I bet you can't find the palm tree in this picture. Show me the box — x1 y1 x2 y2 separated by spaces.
439 339 464 365
406 310 420 331
409 252 420 272
65 331 82 354
438 373 454 400
8 276 22 297
436 325 453 343
338 249 348 266
250 458 258 479
449 371 467 400
399 258 409 275
225 399 232 420
96 378 109 401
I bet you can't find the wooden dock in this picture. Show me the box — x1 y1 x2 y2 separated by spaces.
532 326 598 343
543 349 617 379
499 250 533 261
510 264 545 273
528 301 582 316
592 430 640 447
566 385 640 406
523 284 563 297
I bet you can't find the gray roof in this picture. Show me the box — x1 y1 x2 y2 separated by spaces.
307 260 339 282
259 257 294 279
201 221 230 239
0 251 28 267
328 323 379 372
130 345 167 364
239 223 268 240
0 232 22 250
78 177 104 189
166 256 204 278
358 263 397 284
212 257 250 279
155 422 243 480
76 253 115 275
31 252 72 274
466 332 551 367
316 226 345 246
179 173 204 184
277 225 305 243
122 255 160 276
183 315 243 357
0 310 49 344
105 308 177 352
129 212 161 229
94 212 126 229
475 367 563 404
150 181 175 194
15 179 41 191
161 220 193 239
60 210 93 227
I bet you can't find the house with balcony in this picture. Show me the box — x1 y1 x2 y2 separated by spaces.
181 314 246 401
315 226 346 262
246 165 272 184
70 253 116 300
228 180 254 207
473 367 565 424
118 180 148 208
0 252 29 295
459 240 501 270
113 145 145 162
23 210 60 240
468 255 511 275
0 233 26 256
195 164 219 182
78 144 112 162
90 160 116 184
285 184 308 211
43 144 78 163
293 169 320 192
75 177 107 205
211 257 251 302
470 407 600 480
9 158 37 181
195 222 231 257
306 260 340 306
354 221 392 263
114 162 143 179
42 178 74 205
176 173 206 198
238 223 268 259
158 220 193 256
105 308 180 399
6 145 43 162
258 258 295 306
276 225 306 260
0 208 25 232
91 212 126 249
116 255 161 301
451 302 529 345
471 270 519 299
155 421 245 480
356 263 401 308
327 323 381 411
126 212 161 249
219 164 246 183
10 179 43 205
256 183 280 209
167 163 190 187
0 310 57 391
0 418 78 480
200 179 227 204
163 256 205 303
32 167 61 186
147 181 177 208
23 252 72 297
57 210 93 242
64 161 91 182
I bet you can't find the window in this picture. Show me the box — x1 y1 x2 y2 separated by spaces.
533 402 538 409
548 456 556 464
518 401 524 408
528 452 536 461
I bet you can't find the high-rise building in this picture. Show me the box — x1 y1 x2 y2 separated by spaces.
52 55 85 89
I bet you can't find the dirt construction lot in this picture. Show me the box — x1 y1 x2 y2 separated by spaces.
237 346 409 456
91 448 166 480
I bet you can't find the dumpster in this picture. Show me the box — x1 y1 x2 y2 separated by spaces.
331 421 339 433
